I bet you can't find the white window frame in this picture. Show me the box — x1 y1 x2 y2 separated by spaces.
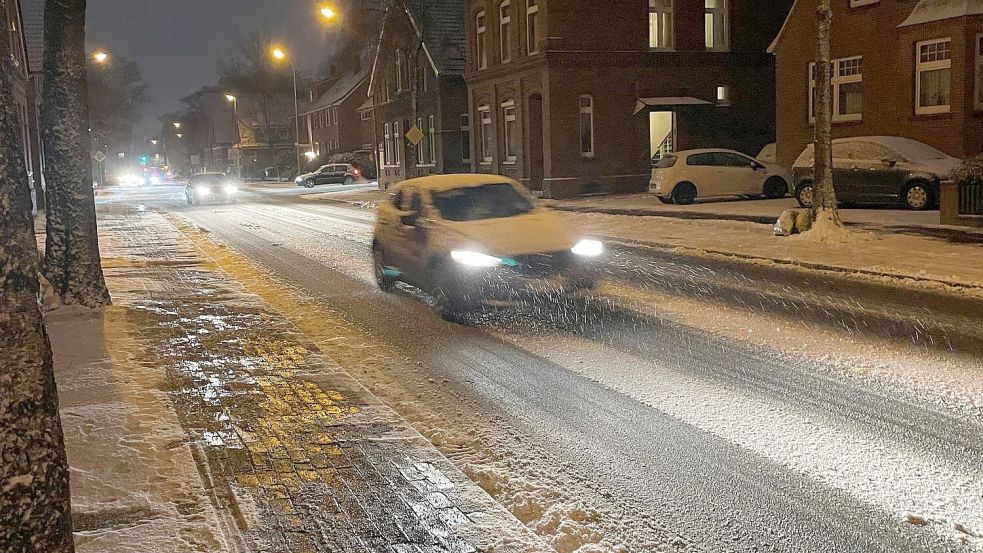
395 50 404 92
394 120 402 165
502 100 517 163
974 33 983 111
500 1 513 63
704 0 729 52
360 111 372 121
915 38 952 115
461 114 472 163
476 11 488 70
332 109 338 125
808 56 863 123
526 0 540 55
579 95 595 158
649 0 674 51
383 123 392 166
416 117 426 165
428 115 437 164
478 105 493 164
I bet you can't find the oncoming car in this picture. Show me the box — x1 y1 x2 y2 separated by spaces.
372 175 603 321
185 173 239 205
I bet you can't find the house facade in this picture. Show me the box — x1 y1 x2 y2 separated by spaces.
369 0 470 188
301 70 371 170
465 0 793 198
4 0 43 207
771 0 983 169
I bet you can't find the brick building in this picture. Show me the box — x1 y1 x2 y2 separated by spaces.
4 0 43 207
464 0 793 198
369 0 470 188
770 0 983 169
300 70 370 169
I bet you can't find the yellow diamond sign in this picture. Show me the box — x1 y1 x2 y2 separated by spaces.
405 125 425 146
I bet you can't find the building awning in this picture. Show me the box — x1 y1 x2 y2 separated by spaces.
634 97 712 115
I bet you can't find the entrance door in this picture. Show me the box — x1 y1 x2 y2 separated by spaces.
650 111 675 164
528 94 544 191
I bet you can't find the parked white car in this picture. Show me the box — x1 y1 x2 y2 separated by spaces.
650 149 789 205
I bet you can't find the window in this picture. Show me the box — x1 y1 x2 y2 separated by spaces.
360 111 372 121
417 117 427 165
384 123 392 165
976 34 983 111
332 109 338 125
716 85 730 105
649 0 674 50
579 95 594 157
500 1 513 62
916 38 951 115
705 0 728 51
502 101 517 162
396 49 405 91
393 120 402 165
809 56 863 123
526 0 540 55
479 106 493 163
428 115 436 164
461 114 472 162
476 11 488 69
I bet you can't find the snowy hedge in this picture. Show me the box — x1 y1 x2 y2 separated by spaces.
950 155 983 186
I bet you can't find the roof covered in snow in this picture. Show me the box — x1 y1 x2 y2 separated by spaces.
899 0 983 26
302 70 369 114
19 0 44 74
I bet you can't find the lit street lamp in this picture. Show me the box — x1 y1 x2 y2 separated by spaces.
92 51 109 64
270 46 303 178
319 5 338 21
225 94 241 177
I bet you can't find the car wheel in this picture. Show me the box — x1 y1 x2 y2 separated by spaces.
670 182 697 205
657 196 675 205
763 177 789 199
304 179 316 188
372 245 397 292
796 182 815 208
433 268 479 324
902 181 932 211
344 176 355 185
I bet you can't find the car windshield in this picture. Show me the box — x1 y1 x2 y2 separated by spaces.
431 183 533 222
190 175 224 185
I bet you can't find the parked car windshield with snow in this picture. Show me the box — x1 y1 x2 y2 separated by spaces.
791 136 961 210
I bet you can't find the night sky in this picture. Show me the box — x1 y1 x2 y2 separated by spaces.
86 1 341 138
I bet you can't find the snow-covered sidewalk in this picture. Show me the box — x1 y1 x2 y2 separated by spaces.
51 206 548 552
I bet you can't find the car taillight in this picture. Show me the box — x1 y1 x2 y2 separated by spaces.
354 168 361 176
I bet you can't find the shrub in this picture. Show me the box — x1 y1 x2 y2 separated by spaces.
950 155 983 186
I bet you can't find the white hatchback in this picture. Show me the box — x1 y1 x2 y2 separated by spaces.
650 149 789 205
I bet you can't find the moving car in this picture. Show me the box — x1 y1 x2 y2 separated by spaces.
372 174 603 321
295 164 361 188
185 173 239 205
650 149 789 205
791 136 961 210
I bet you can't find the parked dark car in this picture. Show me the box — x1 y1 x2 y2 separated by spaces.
295 164 361 188
185 173 239 206
791 137 961 210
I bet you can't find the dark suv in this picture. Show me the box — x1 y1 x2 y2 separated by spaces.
295 164 361 188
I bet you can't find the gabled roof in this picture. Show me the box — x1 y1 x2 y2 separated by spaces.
767 0 801 54
899 0 983 26
302 70 369 115
18 0 44 74
369 0 466 92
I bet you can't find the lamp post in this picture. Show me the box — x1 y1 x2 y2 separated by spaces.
92 51 109 64
225 94 241 177
271 47 302 179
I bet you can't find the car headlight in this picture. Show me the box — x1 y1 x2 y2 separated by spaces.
295 177 304 183
224 184 237 194
571 239 604 257
197 187 211 197
451 250 502 267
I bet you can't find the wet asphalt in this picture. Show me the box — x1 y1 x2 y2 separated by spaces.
98 183 983 553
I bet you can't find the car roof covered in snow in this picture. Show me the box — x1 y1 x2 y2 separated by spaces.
395 174 521 193
793 136 955 166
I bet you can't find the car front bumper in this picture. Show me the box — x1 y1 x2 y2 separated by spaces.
443 252 600 302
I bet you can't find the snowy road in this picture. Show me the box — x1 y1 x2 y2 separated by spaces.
99 185 983 552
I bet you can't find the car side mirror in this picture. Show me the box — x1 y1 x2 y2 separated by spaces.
882 157 899 168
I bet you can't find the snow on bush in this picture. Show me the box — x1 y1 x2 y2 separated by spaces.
950 155 983 186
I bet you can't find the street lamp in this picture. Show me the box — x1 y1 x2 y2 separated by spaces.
92 51 109 64
270 45 302 178
225 94 241 177
319 5 338 21
173 122 182 129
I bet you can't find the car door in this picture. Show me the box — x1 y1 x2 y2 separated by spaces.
830 142 862 202
850 142 907 203
716 152 762 195
395 190 431 284
682 153 718 196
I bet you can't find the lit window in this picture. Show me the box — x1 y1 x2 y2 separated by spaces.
808 56 863 123
502 101 517 162
579 95 594 157
461 114 472 162
476 11 488 69
649 0 674 50
716 85 730 104
915 38 951 115
526 0 540 55
500 1 512 63
479 106 493 163
705 0 728 51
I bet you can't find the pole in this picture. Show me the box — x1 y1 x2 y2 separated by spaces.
291 61 301 180
232 97 241 178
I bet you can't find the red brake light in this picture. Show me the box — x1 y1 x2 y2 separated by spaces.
354 168 361 176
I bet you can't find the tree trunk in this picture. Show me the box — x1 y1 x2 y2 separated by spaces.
0 6 76 552
40 0 111 307
812 0 843 234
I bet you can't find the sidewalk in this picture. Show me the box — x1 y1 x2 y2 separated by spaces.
52 206 548 552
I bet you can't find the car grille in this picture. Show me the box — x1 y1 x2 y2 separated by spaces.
507 252 573 278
